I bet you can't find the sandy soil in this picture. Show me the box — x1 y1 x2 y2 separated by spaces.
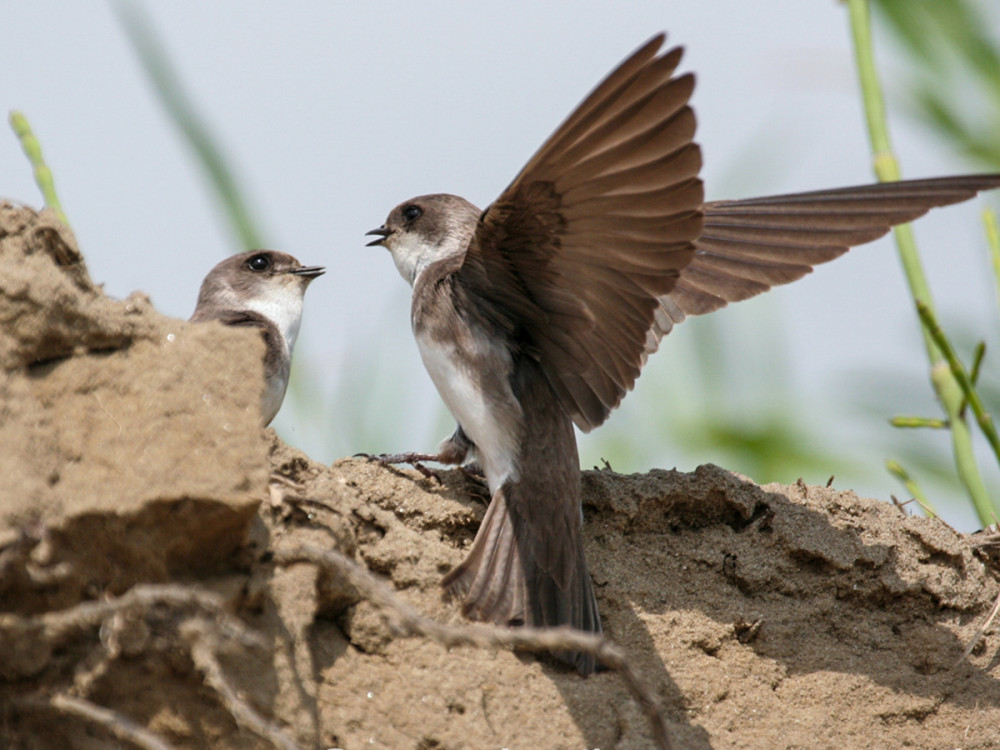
3 202 1000 749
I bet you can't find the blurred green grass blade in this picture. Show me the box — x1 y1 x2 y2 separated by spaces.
869 0 934 60
9 111 69 227
874 0 1000 93
914 87 1000 168
694 415 841 483
639 314 846 485
112 1 265 250
872 0 1000 169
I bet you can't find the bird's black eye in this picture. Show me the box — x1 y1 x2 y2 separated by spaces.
247 253 271 272
402 205 422 223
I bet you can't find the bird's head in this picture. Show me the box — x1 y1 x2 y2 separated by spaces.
366 193 480 285
192 250 325 350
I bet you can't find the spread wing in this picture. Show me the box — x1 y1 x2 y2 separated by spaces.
457 34 704 432
644 174 1000 350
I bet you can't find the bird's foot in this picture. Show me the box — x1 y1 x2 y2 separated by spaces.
355 452 443 483
458 462 485 482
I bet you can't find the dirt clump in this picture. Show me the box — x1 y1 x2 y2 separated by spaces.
2 202 1000 749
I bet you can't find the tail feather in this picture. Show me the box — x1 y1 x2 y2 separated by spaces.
448 491 522 621
442 484 601 675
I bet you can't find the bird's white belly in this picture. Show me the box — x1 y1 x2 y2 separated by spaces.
261 371 288 425
415 331 520 493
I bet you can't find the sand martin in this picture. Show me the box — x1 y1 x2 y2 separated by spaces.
191 250 324 425
366 34 1000 674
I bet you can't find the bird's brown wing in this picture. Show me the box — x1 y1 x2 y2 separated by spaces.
457 33 704 432
645 175 1000 350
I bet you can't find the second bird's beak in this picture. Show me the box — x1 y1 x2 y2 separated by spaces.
365 227 392 247
292 265 326 279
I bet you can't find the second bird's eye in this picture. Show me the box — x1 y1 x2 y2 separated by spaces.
247 254 271 272
402 205 422 222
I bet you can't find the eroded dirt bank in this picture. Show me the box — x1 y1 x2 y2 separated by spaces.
3 203 1000 750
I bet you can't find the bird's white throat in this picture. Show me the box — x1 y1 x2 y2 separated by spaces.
235 284 305 353
390 231 464 287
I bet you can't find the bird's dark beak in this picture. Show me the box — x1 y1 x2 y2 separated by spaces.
292 265 326 279
365 227 392 247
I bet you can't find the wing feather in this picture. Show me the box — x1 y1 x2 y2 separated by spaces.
458 35 703 431
644 174 1000 348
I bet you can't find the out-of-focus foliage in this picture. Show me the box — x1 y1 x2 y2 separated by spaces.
106 0 1000 527
113 1 266 251
111 3 846 489
862 0 1000 525
873 0 1000 169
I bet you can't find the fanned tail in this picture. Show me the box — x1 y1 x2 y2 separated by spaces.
442 482 602 675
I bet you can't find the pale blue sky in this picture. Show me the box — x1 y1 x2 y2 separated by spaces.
4 2 998 528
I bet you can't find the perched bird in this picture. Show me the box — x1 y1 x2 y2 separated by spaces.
365 33 1000 675
190 250 324 425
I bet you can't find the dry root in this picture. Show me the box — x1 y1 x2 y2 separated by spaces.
274 544 673 750
5 583 301 750
20 693 174 750
6 546 674 749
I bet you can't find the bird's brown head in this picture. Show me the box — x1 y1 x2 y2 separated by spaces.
366 194 480 285
190 250 325 345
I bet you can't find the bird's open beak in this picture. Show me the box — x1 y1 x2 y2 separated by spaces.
292 265 326 279
365 227 392 247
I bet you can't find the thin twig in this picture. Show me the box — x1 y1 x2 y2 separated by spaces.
273 544 672 750
33 583 265 651
6 585 291 748
886 460 937 517
956 588 1000 667
970 530 1000 549
18 693 175 750
185 620 302 750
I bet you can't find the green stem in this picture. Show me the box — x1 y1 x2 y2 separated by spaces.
917 302 1000 465
986 208 1000 318
847 0 996 526
959 341 987 419
886 460 937 517
890 416 948 429
970 341 987 387
9 111 69 227
848 0 934 343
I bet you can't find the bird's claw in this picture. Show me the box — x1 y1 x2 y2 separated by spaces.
355 452 443 484
458 462 485 482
